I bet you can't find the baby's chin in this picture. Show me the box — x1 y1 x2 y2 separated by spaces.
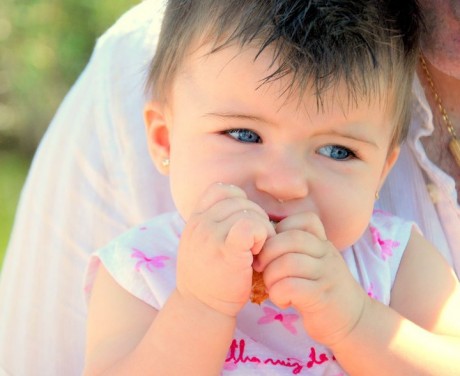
172 200 191 222
334 237 364 253
328 229 367 253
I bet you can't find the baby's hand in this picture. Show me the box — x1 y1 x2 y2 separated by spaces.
255 212 367 347
176 183 275 318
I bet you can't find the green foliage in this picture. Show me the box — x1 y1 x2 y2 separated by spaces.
0 0 139 266
0 0 140 154
0 151 30 269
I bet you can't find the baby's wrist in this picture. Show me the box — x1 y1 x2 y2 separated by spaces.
173 288 240 323
326 295 373 353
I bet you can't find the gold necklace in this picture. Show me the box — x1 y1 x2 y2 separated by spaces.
420 54 460 168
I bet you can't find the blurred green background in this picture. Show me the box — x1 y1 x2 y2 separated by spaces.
0 0 139 270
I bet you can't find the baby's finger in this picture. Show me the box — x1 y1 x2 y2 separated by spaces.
224 212 274 257
269 277 314 310
275 212 327 241
262 252 323 290
204 196 271 225
254 230 326 271
192 183 247 214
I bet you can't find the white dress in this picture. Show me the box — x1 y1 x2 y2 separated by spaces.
85 210 414 375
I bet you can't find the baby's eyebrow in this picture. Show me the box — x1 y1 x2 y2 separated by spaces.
203 112 269 123
323 128 381 148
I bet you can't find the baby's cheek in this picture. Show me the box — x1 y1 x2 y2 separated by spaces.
323 200 374 251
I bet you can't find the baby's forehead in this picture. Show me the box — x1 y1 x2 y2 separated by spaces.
167 56 395 145
175 41 394 116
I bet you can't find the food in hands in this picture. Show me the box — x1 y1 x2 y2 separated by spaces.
250 269 268 304
250 219 277 304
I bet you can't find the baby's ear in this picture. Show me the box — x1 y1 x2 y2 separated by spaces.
144 100 171 175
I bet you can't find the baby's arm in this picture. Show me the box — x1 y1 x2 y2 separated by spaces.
331 230 460 375
83 183 275 375
258 215 460 375
84 267 236 375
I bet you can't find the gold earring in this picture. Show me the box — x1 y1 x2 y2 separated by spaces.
161 158 170 167
375 191 380 200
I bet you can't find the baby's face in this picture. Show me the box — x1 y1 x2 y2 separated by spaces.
147 43 399 250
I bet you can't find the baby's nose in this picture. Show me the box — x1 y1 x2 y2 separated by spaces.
255 151 308 202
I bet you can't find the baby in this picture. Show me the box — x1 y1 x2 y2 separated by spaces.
84 1 460 375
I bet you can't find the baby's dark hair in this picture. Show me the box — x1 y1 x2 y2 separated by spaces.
146 0 422 148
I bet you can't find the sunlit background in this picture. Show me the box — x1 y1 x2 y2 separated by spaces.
0 0 139 269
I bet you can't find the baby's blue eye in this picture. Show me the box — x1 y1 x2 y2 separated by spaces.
226 129 261 143
317 145 355 160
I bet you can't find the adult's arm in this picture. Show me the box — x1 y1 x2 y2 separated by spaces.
377 76 460 278
0 1 173 375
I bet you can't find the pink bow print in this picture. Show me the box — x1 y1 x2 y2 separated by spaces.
370 227 400 261
257 306 299 334
131 247 170 272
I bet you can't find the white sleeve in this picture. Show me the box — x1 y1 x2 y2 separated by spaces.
0 1 172 375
